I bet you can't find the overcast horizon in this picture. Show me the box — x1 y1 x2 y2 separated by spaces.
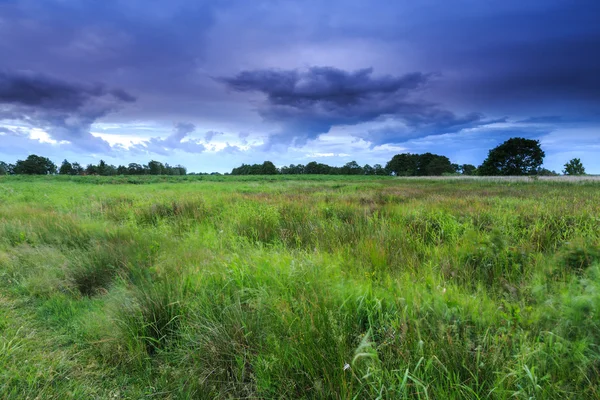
1 0 599 173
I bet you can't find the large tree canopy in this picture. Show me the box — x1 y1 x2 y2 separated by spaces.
385 153 455 176
12 155 57 175
478 138 545 176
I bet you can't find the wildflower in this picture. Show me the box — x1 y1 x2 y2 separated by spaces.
343 363 351 371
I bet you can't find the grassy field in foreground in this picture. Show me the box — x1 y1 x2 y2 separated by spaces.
1 175 599 399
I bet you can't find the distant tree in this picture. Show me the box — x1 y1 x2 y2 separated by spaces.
386 153 455 176
147 160 165 175
280 164 305 174
59 159 74 175
104 164 118 176
85 164 98 175
563 158 586 175
363 164 375 175
341 161 363 175
385 153 419 176
0 161 10 175
117 165 128 175
478 138 545 176
304 161 320 174
96 160 107 175
174 165 187 175
460 164 477 175
261 161 278 175
419 153 455 175
71 162 84 175
13 155 57 175
127 163 145 175
537 168 559 176
373 164 387 176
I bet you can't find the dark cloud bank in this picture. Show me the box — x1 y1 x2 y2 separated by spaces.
221 67 496 147
0 71 135 152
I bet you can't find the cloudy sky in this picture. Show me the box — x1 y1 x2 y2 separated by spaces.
1 0 599 173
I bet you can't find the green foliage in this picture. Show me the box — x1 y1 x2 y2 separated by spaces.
386 152 456 176
478 137 545 175
537 168 559 176
231 160 279 175
563 158 586 175
12 154 57 175
460 164 477 175
386 153 419 176
0 161 10 175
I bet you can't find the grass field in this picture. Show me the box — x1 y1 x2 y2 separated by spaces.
1 175 599 399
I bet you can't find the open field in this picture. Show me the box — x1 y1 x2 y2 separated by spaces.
1 175 600 399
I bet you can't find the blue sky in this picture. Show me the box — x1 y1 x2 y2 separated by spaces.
0 0 599 173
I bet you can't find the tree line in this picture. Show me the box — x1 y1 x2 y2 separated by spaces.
0 156 187 176
231 138 587 176
0 138 588 177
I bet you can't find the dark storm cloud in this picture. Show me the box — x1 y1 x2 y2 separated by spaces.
222 67 491 145
0 71 136 152
222 67 429 105
0 71 134 110
131 122 206 155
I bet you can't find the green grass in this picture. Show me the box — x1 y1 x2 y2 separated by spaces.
0 175 599 398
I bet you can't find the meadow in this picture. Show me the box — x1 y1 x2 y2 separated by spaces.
0 175 599 399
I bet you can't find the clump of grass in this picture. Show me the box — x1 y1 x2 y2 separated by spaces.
67 242 135 297
456 230 529 289
116 273 189 358
134 198 206 226
559 239 600 273
233 202 281 243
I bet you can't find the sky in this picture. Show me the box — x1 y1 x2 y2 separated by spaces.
0 0 599 173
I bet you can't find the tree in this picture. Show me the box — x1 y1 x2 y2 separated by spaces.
373 164 386 175
261 161 278 175
85 164 98 175
13 155 57 175
304 161 320 174
97 160 108 176
385 153 455 176
538 168 559 176
385 153 419 176
563 158 586 175
59 159 74 175
459 164 477 175
0 161 10 175
280 164 305 174
71 162 84 175
341 161 363 175
127 163 145 175
478 138 545 176
147 160 165 175
419 153 455 175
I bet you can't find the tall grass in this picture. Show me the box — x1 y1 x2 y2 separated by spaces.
0 176 599 398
